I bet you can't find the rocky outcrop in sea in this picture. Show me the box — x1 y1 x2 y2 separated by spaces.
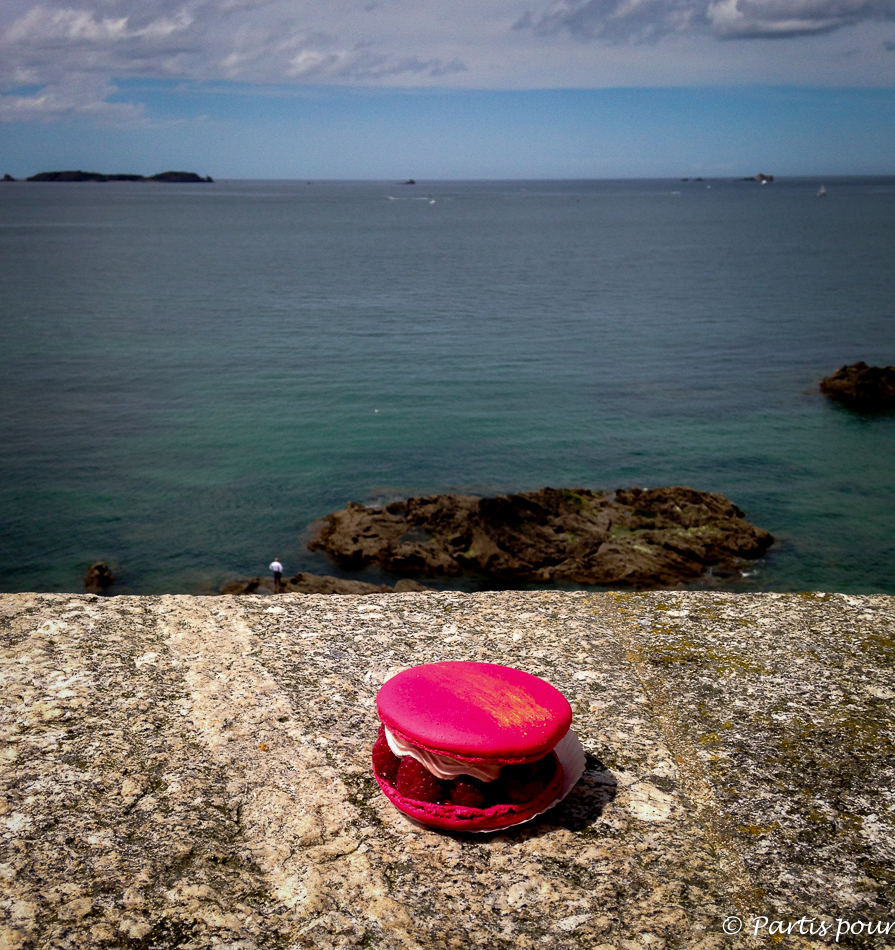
83 561 114 594
220 571 433 596
821 361 895 411
309 486 773 588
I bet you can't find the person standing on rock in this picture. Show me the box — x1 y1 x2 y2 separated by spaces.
269 557 283 592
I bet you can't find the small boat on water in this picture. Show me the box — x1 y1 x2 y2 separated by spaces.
817 183 827 197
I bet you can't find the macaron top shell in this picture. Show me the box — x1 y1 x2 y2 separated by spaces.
376 661 572 764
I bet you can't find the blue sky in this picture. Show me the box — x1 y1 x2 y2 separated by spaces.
2 0 895 178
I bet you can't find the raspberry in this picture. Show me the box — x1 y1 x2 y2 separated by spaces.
396 756 444 804
498 762 543 803
449 776 488 808
536 753 556 782
372 728 401 785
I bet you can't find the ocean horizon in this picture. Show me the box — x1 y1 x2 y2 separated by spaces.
1 176 893 595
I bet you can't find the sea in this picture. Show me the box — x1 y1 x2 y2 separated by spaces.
1 177 893 596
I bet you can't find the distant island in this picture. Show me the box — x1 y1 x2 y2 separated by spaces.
12 170 213 183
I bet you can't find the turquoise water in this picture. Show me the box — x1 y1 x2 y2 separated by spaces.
1 178 893 594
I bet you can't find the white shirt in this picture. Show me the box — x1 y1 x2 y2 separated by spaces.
269 560 283 573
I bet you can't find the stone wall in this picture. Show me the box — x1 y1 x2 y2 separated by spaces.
1 591 893 949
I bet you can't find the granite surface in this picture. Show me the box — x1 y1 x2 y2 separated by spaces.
1 591 893 949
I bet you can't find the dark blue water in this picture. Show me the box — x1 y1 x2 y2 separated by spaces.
1 178 893 594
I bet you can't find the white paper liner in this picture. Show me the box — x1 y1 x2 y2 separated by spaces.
399 729 587 834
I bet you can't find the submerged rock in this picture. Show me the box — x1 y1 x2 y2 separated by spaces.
84 561 114 594
220 571 432 596
820 361 895 411
308 486 773 589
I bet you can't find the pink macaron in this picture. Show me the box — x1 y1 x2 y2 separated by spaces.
372 661 573 831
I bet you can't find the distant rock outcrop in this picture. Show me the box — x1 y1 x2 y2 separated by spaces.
147 171 214 183
308 486 773 589
26 170 213 183
2 174 17 182
820 362 895 411
220 571 433 596
84 561 114 594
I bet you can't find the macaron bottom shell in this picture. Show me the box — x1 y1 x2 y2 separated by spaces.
372 748 566 832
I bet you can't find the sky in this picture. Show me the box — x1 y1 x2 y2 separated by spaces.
2 0 895 178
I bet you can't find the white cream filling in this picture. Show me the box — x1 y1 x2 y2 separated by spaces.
384 726 503 782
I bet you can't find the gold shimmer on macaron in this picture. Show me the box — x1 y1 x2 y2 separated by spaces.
426 667 552 727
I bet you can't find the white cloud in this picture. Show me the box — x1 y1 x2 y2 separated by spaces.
3 5 194 45
514 0 703 42
2 0 894 123
1 0 474 96
709 0 895 37
0 75 146 122
514 0 895 41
